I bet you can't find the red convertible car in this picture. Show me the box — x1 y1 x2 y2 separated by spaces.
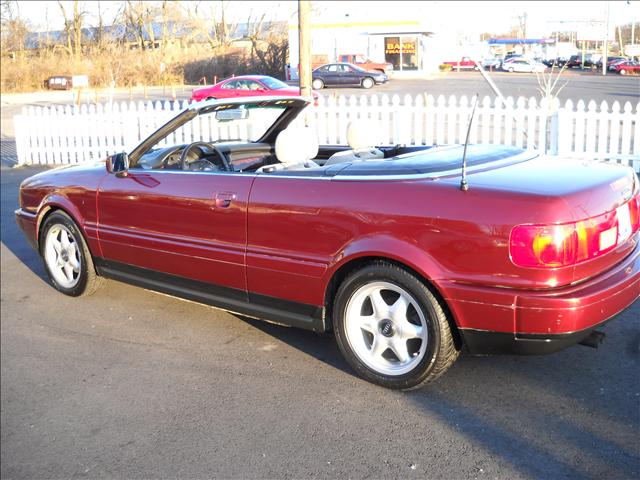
191 75 319 103
15 97 640 390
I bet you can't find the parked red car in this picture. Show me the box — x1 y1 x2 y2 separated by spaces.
611 60 640 75
15 97 640 390
443 57 478 70
191 75 318 103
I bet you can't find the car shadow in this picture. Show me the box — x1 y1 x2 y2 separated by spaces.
235 315 353 376
1 166 50 282
237 307 639 478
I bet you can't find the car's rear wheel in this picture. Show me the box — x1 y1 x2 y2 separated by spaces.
508 67 515 73
361 77 374 89
40 211 103 297
312 79 324 90
333 262 459 390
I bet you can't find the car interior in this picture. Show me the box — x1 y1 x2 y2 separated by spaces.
134 120 429 176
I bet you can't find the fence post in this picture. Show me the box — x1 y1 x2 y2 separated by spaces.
14 115 25 165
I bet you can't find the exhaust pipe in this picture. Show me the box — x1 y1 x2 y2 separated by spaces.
579 330 606 349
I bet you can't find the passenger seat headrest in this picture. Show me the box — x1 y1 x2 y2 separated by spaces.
347 120 381 151
275 125 319 166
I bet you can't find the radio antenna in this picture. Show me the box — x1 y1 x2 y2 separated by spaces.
460 94 479 192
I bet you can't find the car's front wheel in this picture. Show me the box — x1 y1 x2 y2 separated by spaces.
312 79 324 90
333 262 459 390
40 211 103 297
619 69 626 75
361 77 374 89
508 67 515 73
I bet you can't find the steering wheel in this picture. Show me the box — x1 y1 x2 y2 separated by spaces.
179 141 230 171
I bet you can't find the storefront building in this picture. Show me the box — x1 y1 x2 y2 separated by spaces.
287 15 436 78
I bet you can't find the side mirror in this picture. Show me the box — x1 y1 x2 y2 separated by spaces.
106 152 129 177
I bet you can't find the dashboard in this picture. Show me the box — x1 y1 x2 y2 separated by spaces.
135 142 275 173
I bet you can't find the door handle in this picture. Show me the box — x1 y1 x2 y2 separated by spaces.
214 192 236 208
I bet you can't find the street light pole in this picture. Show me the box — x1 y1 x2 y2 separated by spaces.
602 1 610 75
298 0 312 98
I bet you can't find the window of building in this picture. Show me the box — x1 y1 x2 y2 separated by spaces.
384 36 419 71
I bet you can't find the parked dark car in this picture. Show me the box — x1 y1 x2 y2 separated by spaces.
44 76 73 90
565 55 584 68
15 96 640 390
312 63 388 89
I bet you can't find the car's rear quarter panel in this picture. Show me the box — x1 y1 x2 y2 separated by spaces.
247 175 579 303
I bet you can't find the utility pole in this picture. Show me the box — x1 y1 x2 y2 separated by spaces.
602 1 610 75
298 0 312 98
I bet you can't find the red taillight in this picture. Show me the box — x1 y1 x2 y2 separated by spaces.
510 223 577 267
510 195 639 268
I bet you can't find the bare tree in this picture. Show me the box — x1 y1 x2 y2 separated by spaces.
58 0 87 58
245 11 288 78
1 0 29 55
123 0 158 50
186 0 239 51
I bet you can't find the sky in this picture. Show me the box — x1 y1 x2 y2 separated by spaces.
13 0 640 36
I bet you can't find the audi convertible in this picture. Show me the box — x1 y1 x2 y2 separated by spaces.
15 96 640 390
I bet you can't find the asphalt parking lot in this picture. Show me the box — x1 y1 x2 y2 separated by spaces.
1 163 639 478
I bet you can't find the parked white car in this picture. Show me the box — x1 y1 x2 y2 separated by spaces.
502 58 547 73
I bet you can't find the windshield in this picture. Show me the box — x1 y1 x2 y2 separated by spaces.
261 77 289 90
154 105 286 149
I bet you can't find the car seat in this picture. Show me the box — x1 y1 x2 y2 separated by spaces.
325 120 384 165
258 126 319 172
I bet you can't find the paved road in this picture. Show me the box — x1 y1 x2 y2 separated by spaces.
1 165 639 479
313 71 640 106
3 71 639 112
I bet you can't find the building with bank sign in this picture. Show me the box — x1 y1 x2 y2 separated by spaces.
287 4 441 78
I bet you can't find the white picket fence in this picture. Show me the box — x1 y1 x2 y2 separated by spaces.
13 94 640 171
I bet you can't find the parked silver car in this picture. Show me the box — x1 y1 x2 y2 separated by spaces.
502 58 547 73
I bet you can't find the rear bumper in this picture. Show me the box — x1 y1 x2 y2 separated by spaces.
441 237 640 354
15 208 38 250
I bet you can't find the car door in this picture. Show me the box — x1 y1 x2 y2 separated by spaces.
219 80 240 98
244 80 267 97
340 65 360 85
514 60 528 72
323 64 342 86
97 168 254 299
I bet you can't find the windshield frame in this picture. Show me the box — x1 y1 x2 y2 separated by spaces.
127 97 310 166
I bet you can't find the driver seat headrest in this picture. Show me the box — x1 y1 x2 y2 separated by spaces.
275 126 319 167
347 120 381 151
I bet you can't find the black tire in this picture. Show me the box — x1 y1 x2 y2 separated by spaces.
361 77 374 89
312 79 324 90
333 261 459 390
40 210 104 297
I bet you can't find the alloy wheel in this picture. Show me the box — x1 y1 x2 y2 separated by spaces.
344 281 428 376
44 224 81 289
